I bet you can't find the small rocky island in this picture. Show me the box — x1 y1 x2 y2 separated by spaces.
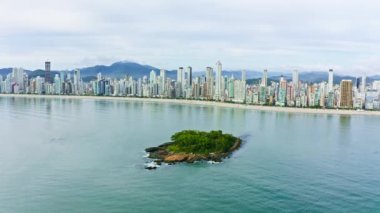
145 130 242 169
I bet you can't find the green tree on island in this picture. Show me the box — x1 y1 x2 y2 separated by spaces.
167 130 238 154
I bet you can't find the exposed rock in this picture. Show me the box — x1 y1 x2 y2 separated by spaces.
164 154 188 162
145 165 157 170
145 147 160 152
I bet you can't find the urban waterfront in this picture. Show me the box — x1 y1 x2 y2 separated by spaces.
2 61 380 111
1 96 379 212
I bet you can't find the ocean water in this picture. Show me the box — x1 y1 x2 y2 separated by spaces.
0 96 380 212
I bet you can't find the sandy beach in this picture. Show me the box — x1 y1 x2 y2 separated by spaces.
1 93 380 116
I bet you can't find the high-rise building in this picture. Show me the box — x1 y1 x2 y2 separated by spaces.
149 70 156 85
160 69 166 96
177 67 184 83
73 69 81 95
277 76 287 106
242 70 246 82
45 61 51 83
177 67 184 96
215 61 222 100
328 69 334 92
206 67 213 99
241 70 247 102
292 69 299 88
185 66 192 87
11 67 25 92
54 74 61 94
261 69 268 87
339 80 353 108
361 74 367 93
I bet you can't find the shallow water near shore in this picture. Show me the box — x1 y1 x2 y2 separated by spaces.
1 96 380 212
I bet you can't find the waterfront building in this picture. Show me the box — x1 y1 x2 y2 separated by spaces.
214 61 222 100
328 69 334 92
160 69 166 96
361 74 367 94
339 80 353 108
185 66 192 87
11 68 25 93
261 69 268 87
54 74 61 95
73 69 81 95
292 69 299 89
45 61 51 83
206 67 214 99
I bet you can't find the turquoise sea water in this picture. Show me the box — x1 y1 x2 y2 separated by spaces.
0 96 380 212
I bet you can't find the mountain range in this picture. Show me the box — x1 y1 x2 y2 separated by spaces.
1 61 379 84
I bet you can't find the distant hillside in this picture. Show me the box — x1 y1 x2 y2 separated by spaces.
0 68 12 76
79 61 177 79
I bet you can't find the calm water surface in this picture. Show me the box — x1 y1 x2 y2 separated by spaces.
0 97 380 212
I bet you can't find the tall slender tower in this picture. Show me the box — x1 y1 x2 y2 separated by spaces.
45 61 51 83
261 69 268 87
206 67 213 99
339 80 353 108
361 74 366 93
160 69 166 96
185 66 192 87
242 70 247 102
177 67 184 83
328 69 334 92
73 69 81 94
242 70 246 82
215 61 222 100
292 69 299 87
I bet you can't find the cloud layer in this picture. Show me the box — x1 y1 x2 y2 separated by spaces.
1 0 380 75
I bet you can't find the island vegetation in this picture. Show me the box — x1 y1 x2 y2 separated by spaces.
145 130 241 169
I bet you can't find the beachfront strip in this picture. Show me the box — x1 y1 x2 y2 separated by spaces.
1 61 380 111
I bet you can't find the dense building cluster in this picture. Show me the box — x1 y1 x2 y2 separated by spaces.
1 61 380 110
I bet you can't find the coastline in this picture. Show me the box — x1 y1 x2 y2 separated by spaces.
1 93 380 116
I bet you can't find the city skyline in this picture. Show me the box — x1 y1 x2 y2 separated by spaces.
1 0 380 75
1 60 379 110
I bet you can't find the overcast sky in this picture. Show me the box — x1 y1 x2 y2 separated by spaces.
1 0 380 75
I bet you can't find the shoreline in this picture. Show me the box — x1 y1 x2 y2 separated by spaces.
1 93 380 116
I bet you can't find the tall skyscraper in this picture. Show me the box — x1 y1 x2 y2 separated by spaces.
45 61 51 83
73 69 81 94
328 69 334 92
361 74 367 93
261 69 268 87
177 67 184 83
160 69 166 96
177 67 184 97
242 70 246 82
185 66 192 86
292 69 299 87
54 74 61 94
276 76 287 106
149 70 156 85
215 61 222 100
206 67 213 99
242 70 247 102
339 80 353 108
11 67 24 91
